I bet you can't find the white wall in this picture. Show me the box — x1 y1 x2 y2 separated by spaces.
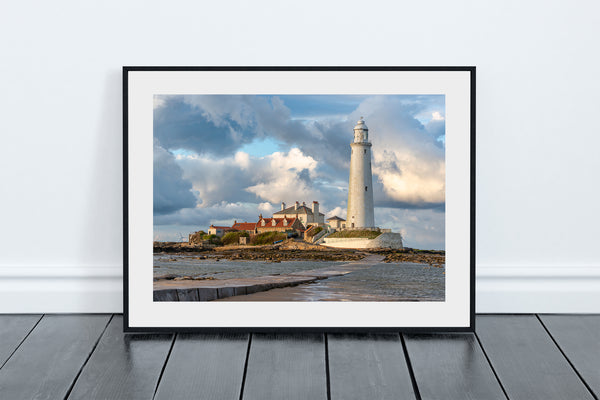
1 0 599 313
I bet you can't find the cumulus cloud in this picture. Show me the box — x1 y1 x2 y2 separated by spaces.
153 96 256 156
245 148 322 204
431 111 445 121
350 96 446 208
155 95 353 177
258 202 274 214
173 148 337 209
326 206 347 220
375 207 445 250
153 141 196 215
175 151 258 207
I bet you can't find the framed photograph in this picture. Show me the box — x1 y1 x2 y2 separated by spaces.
124 67 475 332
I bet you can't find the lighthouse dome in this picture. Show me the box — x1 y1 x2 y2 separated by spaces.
354 118 368 131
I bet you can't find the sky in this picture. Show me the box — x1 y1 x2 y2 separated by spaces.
153 94 446 249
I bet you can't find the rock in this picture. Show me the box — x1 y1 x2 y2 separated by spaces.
154 274 178 280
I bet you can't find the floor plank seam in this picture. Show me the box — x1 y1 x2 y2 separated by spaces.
473 331 510 400
238 333 253 400
152 332 177 400
63 314 114 400
324 334 331 400
0 314 44 371
535 314 598 400
400 333 422 400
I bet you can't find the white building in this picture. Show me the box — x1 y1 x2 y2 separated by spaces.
347 117 375 228
207 225 235 237
326 215 346 230
273 201 325 226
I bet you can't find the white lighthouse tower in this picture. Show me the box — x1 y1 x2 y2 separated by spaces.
347 117 375 228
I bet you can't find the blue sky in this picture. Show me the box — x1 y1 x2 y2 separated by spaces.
153 94 446 249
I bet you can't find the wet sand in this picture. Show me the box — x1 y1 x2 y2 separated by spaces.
217 255 444 302
215 284 421 301
154 254 385 301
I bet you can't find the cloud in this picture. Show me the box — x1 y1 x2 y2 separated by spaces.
153 94 447 249
153 201 264 241
153 141 196 215
245 148 322 204
258 202 274 214
155 95 353 178
157 94 446 209
326 206 347 219
175 151 259 207
165 147 346 221
350 96 446 208
375 207 445 250
153 96 257 156
153 96 166 109
431 111 445 121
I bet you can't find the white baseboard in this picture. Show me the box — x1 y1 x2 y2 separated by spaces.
476 266 600 313
0 267 123 313
1 266 599 313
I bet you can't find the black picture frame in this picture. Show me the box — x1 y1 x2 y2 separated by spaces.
123 66 475 333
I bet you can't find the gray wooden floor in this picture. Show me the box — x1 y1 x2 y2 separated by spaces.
0 315 598 400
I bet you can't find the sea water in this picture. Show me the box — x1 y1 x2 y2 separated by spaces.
154 254 445 301
153 254 345 280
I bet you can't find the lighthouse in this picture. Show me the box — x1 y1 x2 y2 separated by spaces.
347 117 375 228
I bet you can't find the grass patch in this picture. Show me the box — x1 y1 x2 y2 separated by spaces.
328 230 382 239
250 231 287 245
222 231 250 246
305 226 323 239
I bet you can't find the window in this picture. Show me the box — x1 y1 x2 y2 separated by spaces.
364 149 366 154
365 186 368 191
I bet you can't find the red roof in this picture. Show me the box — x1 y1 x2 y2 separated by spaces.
257 217 299 228
231 222 257 231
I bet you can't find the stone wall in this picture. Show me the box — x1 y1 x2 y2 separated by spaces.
323 232 403 249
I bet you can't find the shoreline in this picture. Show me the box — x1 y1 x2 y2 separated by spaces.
153 254 444 302
154 255 385 301
153 240 445 266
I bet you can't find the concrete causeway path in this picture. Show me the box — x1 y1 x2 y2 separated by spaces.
153 254 384 302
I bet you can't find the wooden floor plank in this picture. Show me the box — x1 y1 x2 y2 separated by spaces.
328 333 415 400
66 315 173 400
243 333 327 400
0 314 110 400
154 333 249 400
476 315 594 400
404 333 506 400
0 314 41 368
539 314 600 398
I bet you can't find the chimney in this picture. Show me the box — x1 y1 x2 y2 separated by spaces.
259 213 262 219
312 201 319 215
294 201 299 210
281 202 286 211
302 201 306 207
